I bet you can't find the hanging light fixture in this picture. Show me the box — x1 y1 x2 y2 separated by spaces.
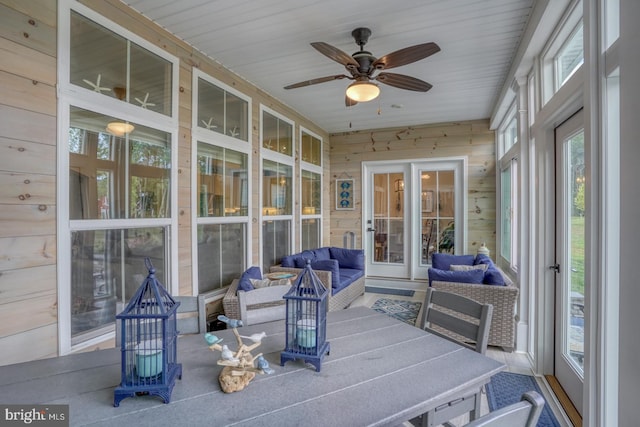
107 121 135 136
345 79 380 102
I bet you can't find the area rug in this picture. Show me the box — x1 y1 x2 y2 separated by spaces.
485 372 561 427
371 298 421 326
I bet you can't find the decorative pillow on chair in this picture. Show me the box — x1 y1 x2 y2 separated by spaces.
482 266 506 286
310 259 340 288
428 267 485 287
432 253 475 271
450 264 489 272
238 266 262 292
329 247 365 270
249 278 291 289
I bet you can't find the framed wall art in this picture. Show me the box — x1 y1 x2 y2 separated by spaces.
336 178 355 210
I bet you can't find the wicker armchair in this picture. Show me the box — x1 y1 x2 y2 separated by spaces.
430 268 518 351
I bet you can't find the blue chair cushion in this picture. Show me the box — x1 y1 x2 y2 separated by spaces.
238 266 262 292
483 265 506 286
329 247 365 270
428 267 484 287
310 259 340 288
432 253 475 271
339 267 364 283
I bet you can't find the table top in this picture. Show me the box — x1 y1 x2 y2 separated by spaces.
0 306 504 427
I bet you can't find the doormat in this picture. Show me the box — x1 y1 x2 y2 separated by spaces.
485 372 561 427
365 286 415 297
371 298 421 326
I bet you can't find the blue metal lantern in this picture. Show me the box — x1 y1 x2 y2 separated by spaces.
114 259 182 406
281 261 330 372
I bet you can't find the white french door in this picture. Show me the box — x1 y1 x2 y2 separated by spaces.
553 109 585 415
363 159 465 280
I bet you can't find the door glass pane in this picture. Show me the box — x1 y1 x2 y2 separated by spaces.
501 166 512 262
373 173 404 264
421 170 456 264
565 131 585 373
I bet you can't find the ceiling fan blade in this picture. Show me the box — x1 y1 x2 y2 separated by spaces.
284 74 349 89
311 42 360 68
345 96 358 107
375 72 433 92
372 42 440 70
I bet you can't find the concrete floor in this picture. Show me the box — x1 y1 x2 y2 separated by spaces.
351 288 573 426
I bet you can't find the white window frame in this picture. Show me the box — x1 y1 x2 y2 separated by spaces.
259 105 295 269
191 70 252 296
299 127 323 251
57 0 180 354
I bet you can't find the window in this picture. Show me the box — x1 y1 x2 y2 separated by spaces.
555 21 584 89
500 160 519 269
261 107 294 271
197 77 249 141
193 72 252 293
300 128 323 251
70 11 172 116
60 4 178 349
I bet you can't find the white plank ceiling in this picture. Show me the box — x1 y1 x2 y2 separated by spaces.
123 0 534 133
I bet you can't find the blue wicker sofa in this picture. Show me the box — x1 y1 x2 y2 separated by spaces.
269 247 366 311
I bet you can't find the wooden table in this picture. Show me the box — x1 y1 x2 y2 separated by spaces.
0 307 504 426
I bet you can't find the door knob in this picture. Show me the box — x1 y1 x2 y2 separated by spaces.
367 227 376 232
549 263 560 273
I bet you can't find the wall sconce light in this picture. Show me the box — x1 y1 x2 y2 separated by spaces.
346 80 380 102
263 207 278 216
107 121 134 136
394 179 405 193
302 206 316 215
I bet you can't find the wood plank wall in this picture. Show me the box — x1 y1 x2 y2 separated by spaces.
328 120 497 253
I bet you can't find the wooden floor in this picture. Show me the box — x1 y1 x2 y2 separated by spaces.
352 288 574 426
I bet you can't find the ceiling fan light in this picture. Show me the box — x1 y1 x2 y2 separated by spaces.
346 81 380 102
106 121 134 136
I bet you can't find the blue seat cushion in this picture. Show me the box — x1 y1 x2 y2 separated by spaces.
432 253 475 271
428 267 484 287
329 247 365 270
238 266 262 292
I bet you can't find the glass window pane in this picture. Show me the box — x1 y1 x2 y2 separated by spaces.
226 91 248 141
69 107 171 220
197 223 246 293
301 131 322 166
262 111 292 156
197 78 249 141
556 22 584 88
71 227 166 340
70 11 172 116
262 160 292 216
301 219 320 251
197 143 248 217
301 170 321 214
501 167 512 262
262 219 291 272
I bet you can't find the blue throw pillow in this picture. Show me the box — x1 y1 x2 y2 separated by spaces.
313 247 331 261
483 265 506 286
474 254 494 267
310 259 340 288
329 247 365 270
432 253 475 271
238 266 262 292
428 267 484 287
280 255 295 268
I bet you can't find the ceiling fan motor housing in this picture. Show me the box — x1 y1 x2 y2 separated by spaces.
351 27 372 48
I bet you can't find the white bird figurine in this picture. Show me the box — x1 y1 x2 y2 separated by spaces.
257 356 274 375
239 332 266 343
220 345 238 363
218 314 243 328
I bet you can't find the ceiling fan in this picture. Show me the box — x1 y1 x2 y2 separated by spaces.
284 27 440 106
